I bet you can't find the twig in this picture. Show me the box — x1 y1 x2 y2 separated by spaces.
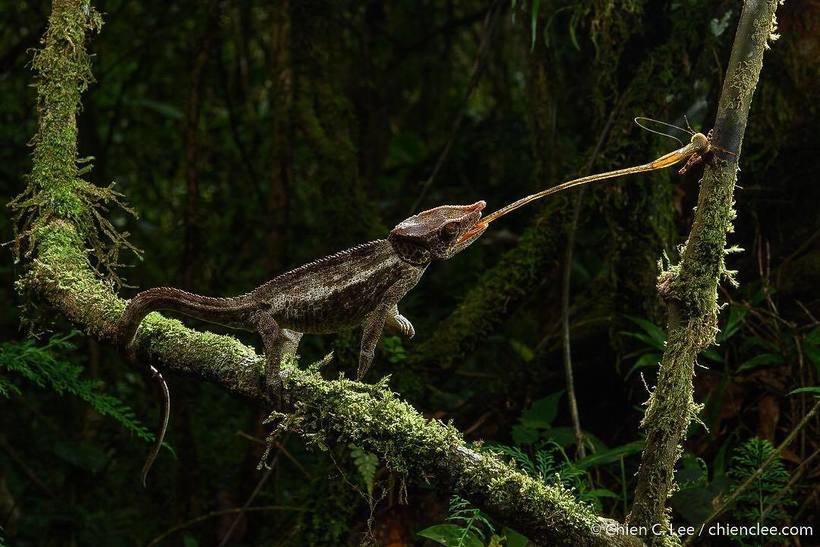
560 105 619 459
217 451 281 547
628 0 782 534
147 504 305 547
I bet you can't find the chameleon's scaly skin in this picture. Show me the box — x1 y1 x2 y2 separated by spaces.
118 201 487 384
118 201 486 485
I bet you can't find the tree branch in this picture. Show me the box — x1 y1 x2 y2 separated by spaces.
14 2 642 545
627 0 782 538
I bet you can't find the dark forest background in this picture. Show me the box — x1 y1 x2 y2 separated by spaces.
1 1 818 545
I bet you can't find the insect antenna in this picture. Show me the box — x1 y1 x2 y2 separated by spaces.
683 114 696 134
634 116 695 147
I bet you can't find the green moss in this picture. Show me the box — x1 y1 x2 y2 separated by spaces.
629 1 781 538
8 0 136 283
656 160 738 348
268 366 624 545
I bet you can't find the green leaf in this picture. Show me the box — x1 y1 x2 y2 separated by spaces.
805 326 820 346
509 339 534 362
804 327 820 371
350 444 378 496
626 353 661 378
545 426 578 448
743 336 779 352
624 315 667 349
575 441 645 470
788 386 820 398
0 375 21 398
568 8 582 51
530 0 541 51
583 488 620 499
519 391 564 429
418 524 483 547
622 331 664 350
805 345 820 371
183 537 199 547
501 527 530 547
380 336 408 364
700 347 724 363
717 305 747 342
737 353 784 372
511 424 539 446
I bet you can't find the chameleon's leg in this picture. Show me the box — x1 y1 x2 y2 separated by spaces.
254 313 284 395
358 308 389 380
385 304 415 339
280 328 303 357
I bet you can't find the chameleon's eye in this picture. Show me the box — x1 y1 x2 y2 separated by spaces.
440 222 459 241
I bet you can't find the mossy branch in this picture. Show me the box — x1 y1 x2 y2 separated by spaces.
627 0 781 540
7 0 138 285
26 219 640 547
13 2 642 545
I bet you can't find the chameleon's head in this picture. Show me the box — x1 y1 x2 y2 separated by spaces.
388 201 487 263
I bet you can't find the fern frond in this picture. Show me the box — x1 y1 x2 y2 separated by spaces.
447 495 494 545
350 444 378 497
728 437 793 534
0 334 153 442
0 374 21 398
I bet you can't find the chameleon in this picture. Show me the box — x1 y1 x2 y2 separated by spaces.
116 201 487 484
118 119 721 485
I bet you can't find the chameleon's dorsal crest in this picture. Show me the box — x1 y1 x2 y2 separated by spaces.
119 200 487 485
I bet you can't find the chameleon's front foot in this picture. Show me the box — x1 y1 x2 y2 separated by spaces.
387 308 415 339
393 314 415 339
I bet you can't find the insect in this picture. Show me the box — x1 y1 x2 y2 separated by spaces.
459 118 733 242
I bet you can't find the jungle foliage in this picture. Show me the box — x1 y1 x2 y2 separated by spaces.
0 0 818 545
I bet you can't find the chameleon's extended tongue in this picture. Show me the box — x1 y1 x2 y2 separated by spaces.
458 132 711 243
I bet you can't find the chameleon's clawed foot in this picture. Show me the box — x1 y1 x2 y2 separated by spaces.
395 315 415 339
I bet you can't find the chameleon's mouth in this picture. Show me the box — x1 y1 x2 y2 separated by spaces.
458 203 487 244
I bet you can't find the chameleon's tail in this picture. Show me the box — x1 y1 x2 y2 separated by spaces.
117 287 257 346
116 287 256 487
141 365 170 487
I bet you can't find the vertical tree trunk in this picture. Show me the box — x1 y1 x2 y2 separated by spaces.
627 1 781 540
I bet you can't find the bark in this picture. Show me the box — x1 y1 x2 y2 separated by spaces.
627 0 781 542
